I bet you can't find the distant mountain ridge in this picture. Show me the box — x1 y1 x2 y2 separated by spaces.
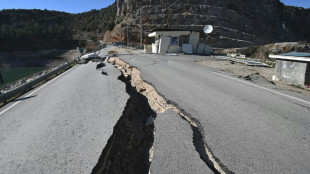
1 1 309 51
0 4 116 51
112 0 310 48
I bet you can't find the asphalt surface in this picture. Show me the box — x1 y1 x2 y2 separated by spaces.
117 52 310 174
0 62 128 173
151 109 213 174
1 46 310 174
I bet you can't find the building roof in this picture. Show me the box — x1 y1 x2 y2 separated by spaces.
280 52 310 57
269 52 310 62
148 31 192 37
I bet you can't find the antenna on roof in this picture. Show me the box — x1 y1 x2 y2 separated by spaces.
203 25 213 43
203 25 213 34
203 25 213 55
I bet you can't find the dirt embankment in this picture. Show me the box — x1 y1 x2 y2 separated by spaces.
216 42 310 62
198 60 275 81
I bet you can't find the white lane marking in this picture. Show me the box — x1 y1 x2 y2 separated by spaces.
212 71 310 106
0 66 76 115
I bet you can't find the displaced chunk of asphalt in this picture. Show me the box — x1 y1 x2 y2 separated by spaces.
150 109 213 174
96 62 106 69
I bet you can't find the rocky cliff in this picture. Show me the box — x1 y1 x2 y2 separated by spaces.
111 0 310 48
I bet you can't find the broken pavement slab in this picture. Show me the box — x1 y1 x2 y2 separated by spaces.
151 109 213 174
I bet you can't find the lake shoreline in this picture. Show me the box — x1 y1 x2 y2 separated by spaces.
0 49 78 92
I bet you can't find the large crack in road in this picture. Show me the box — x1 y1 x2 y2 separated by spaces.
91 73 156 174
92 57 232 174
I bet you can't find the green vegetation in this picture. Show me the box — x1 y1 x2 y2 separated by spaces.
289 84 304 89
74 3 116 32
0 66 46 87
0 3 117 51
0 9 75 51
265 61 276 68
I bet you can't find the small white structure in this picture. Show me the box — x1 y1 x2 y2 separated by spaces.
149 31 201 55
269 52 310 86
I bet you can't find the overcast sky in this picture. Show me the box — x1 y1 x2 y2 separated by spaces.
0 0 309 14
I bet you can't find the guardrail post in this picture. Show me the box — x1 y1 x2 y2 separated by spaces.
0 72 4 84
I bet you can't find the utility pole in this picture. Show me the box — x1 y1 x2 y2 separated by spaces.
127 25 129 46
166 0 181 29
140 8 143 49
138 0 180 49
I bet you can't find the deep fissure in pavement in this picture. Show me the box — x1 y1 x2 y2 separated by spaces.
167 100 234 174
91 74 156 174
108 57 233 174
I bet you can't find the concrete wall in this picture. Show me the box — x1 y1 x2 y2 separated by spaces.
144 45 152 53
182 44 193 54
159 37 171 54
152 43 158 54
204 45 214 55
305 63 310 85
189 32 200 54
197 43 205 55
275 60 308 85
197 43 213 55
167 45 182 53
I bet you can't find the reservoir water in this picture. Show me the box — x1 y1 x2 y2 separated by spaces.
0 66 46 88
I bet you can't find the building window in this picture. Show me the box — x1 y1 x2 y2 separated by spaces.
170 37 180 45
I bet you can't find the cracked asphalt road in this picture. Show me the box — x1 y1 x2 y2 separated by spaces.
151 109 213 174
1 46 310 174
0 62 128 174
117 52 310 174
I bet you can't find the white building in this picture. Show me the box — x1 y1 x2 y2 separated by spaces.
269 52 310 86
148 30 213 55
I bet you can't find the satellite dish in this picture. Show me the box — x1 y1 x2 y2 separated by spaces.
203 25 213 34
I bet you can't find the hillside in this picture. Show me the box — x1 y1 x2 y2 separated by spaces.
75 4 116 33
0 9 76 51
0 4 117 51
1 1 309 51
110 0 310 48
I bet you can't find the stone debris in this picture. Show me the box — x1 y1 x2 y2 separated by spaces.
242 73 275 85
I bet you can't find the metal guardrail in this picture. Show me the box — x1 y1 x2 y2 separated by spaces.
0 59 77 105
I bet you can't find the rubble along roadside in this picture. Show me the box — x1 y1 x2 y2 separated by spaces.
197 60 310 96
